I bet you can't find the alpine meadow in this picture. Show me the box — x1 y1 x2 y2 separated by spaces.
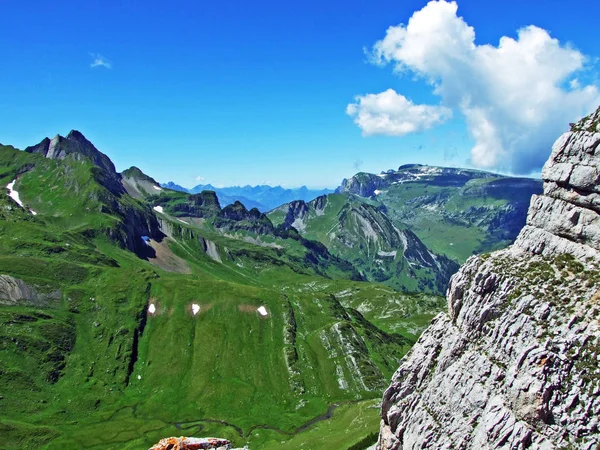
1 1 600 449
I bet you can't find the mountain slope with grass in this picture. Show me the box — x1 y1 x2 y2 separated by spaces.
269 194 459 294
337 164 542 263
0 133 443 450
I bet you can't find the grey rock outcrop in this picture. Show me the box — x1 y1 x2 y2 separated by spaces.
214 201 275 235
378 107 600 449
0 274 61 306
157 217 222 263
282 200 309 231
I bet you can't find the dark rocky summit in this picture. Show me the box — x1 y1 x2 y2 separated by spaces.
214 201 275 234
25 130 123 195
377 107 600 449
24 131 162 255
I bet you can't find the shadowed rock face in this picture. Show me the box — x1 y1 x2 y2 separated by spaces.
215 201 275 235
378 107 600 450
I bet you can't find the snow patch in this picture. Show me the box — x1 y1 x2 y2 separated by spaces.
152 185 162 191
257 306 268 316
148 303 156 314
137 375 142 380
191 303 200 315
374 189 384 195
377 250 397 258
6 180 24 208
153 205 164 213
6 180 38 215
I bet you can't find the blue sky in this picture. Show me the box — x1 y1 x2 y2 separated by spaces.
1 0 599 188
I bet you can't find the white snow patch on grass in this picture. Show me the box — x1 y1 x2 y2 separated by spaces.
374 189 383 195
6 180 37 215
257 306 268 316
152 185 162 191
148 303 156 314
191 303 200 315
153 205 164 213
6 180 24 208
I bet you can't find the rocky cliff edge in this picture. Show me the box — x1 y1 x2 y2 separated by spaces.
378 107 600 450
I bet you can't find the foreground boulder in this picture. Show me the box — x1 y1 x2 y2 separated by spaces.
149 437 232 450
378 107 600 449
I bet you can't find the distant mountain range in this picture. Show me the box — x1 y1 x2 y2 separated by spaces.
161 181 333 212
270 163 542 291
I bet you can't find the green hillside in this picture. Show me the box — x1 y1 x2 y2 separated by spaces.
337 164 542 262
0 136 443 449
269 194 459 294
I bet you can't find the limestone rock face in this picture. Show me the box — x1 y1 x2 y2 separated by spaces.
0 274 61 306
149 437 233 450
378 107 600 450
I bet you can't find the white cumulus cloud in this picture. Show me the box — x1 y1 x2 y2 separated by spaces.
346 89 452 136
90 53 112 69
352 0 599 173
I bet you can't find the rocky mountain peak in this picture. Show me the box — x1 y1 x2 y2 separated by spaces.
377 108 600 450
24 130 124 194
215 200 274 234
121 166 160 186
25 130 117 174
25 130 124 195
66 129 87 141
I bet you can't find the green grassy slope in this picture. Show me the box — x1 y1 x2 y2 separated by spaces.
0 141 444 449
268 194 459 294
337 165 542 263
374 176 541 262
